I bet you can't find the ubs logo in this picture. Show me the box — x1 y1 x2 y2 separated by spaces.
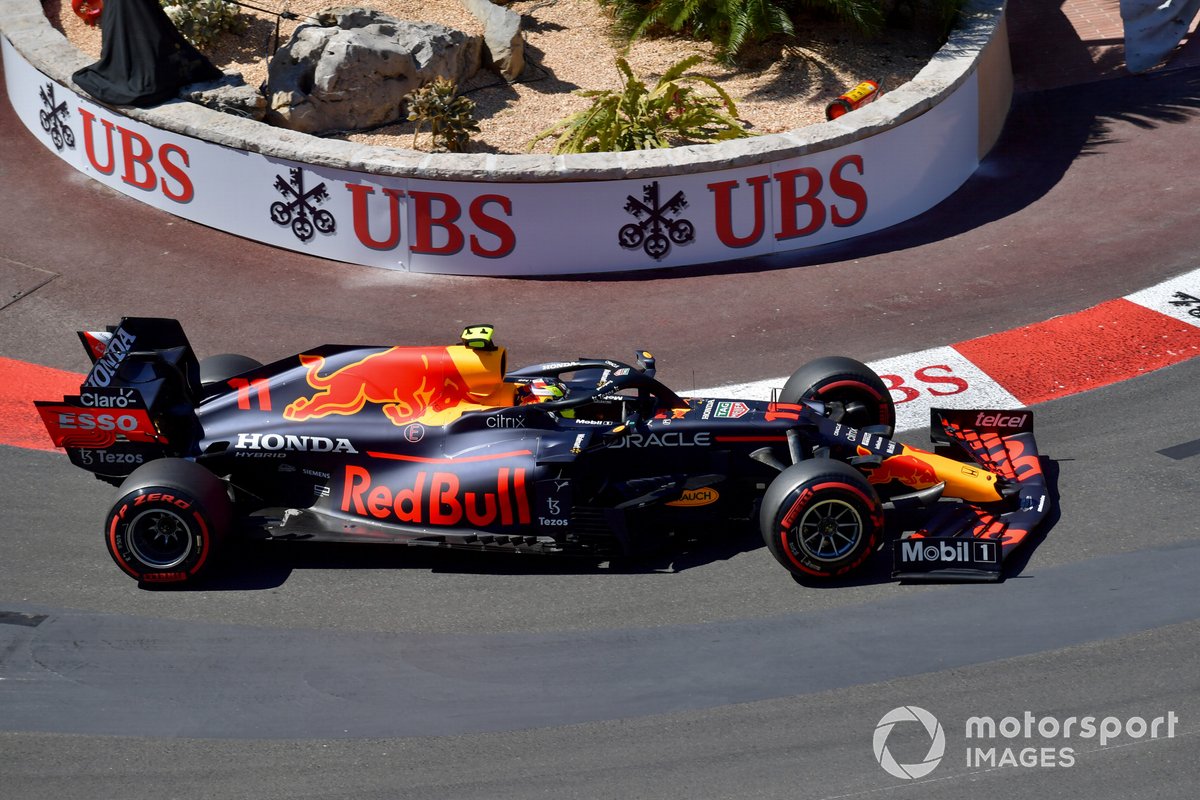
618 181 694 260
38 83 75 152
270 167 336 242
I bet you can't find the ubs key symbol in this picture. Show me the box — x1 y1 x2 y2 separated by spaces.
619 181 694 260
270 168 337 242
38 83 75 152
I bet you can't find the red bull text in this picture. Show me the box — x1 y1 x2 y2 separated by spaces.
341 465 531 528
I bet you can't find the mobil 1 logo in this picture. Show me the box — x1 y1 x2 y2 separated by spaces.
893 536 1001 577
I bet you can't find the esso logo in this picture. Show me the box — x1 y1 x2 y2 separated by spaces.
57 411 139 431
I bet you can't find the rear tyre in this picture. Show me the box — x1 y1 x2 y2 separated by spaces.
760 460 883 580
780 356 895 435
104 459 232 585
198 353 262 387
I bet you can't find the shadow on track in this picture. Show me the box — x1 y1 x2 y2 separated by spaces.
145 522 771 591
142 459 1062 591
1000 457 1063 578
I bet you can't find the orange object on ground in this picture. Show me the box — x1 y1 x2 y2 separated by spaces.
826 80 880 120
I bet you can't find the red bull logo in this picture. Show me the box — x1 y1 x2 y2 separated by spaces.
866 454 941 490
284 347 474 426
341 465 531 527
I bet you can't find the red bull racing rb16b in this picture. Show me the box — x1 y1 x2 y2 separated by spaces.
35 318 1051 585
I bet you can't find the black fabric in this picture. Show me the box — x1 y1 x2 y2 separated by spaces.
72 0 222 107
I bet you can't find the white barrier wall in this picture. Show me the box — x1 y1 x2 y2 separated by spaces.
1 2 1009 277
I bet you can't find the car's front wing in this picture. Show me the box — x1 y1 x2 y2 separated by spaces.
892 408 1050 581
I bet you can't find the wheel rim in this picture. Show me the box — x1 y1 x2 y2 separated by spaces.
793 498 862 562
127 508 194 569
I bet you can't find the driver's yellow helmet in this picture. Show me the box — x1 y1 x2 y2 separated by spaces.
529 379 565 401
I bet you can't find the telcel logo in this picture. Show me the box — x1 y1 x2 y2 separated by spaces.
976 412 1028 428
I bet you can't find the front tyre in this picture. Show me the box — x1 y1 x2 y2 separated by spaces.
105 459 232 585
780 356 895 435
760 460 883 580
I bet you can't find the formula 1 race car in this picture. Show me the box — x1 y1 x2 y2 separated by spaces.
35 318 1050 585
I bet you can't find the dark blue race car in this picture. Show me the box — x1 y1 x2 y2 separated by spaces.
36 318 1050 586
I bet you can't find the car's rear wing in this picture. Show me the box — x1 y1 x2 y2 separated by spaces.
34 318 201 481
892 407 1049 582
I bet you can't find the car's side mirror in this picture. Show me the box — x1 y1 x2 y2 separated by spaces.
635 350 656 377
611 406 643 437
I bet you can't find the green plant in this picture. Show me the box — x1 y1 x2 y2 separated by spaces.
602 0 884 63
161 0 245 48
795 0 885 34
529 55 751 154
405 79 481 153
922 0 967 40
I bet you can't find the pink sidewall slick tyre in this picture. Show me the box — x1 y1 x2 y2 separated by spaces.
104 458 231 585
760 459 884 581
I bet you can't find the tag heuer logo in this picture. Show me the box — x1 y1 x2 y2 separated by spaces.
714 401 749 419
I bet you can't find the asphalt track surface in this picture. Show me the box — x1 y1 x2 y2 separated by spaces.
4 36 1200 800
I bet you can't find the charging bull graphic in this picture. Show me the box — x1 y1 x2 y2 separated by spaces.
864 454 941 490
284 347 476 427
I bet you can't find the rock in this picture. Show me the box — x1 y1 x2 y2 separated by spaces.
1121 0 1200 73
265 7 484 135
180 73 266 121
459 0 525 82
